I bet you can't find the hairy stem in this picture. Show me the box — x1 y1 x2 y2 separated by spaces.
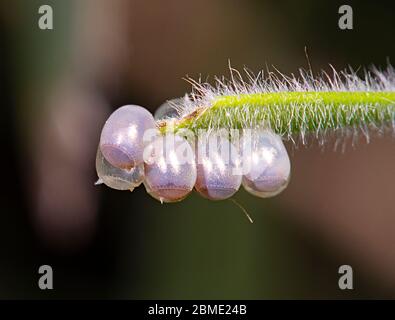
165 91 395 136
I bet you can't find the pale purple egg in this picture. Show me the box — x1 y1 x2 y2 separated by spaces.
195 134 242 200
240 129 291 198
95 147 144 191
144 134 196 203
99 105 157 169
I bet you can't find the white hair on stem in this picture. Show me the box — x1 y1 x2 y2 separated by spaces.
158 63 395 150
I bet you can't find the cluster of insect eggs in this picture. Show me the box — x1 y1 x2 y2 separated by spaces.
96 104 291 203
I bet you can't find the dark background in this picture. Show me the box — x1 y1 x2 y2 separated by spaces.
0 0 394 298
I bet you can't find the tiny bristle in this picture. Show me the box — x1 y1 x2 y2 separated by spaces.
163 64 395 147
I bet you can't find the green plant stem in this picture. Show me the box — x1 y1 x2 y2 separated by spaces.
165 91 395 136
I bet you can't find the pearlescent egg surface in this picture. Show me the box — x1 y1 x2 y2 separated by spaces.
144 134 196 203
100 105 156 169
240 129 290 198
195 134 241 200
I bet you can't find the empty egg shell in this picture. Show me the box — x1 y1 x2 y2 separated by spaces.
95 147 144 191
154 98 181 120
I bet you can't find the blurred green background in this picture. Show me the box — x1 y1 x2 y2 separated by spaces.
0 0 394 299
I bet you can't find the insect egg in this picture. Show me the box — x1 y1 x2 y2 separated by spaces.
99 105 157 169
195 133 242 200
95 147 144 191
154 98 181 120
144 134 197 203
240 129 291 198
